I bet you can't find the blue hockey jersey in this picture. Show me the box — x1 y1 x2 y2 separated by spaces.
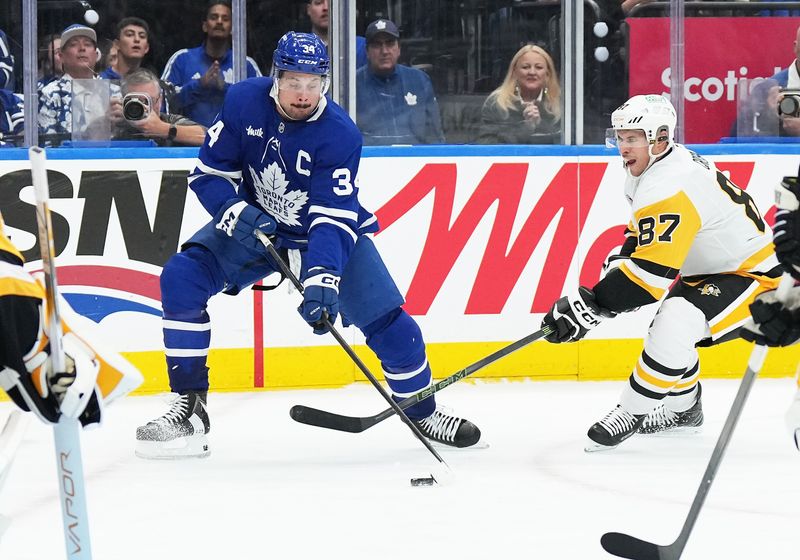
189 77 378 276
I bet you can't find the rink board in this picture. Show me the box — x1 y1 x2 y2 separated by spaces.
0 144 797 394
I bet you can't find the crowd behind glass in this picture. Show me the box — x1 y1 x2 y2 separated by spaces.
0 0 798 148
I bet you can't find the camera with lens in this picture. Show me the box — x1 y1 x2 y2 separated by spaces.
122 92 151 121
778 89 800 118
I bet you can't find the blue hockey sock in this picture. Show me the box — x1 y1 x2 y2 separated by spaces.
363 308 435 419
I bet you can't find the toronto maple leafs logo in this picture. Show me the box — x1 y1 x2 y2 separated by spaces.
248 163 308 227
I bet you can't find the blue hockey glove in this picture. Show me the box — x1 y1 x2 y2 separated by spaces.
214 198 276 253
542 287 615 343
774 176 800 281
299 270 340 335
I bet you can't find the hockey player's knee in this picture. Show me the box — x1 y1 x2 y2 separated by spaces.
648 297 708 352
363 308 426 370
160 246 224 314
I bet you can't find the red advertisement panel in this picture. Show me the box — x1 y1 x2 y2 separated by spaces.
627 17 800 143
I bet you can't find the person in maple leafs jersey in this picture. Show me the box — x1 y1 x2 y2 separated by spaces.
541 94 782 452
135 31 482 459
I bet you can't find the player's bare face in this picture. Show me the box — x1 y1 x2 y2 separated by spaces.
278 71 324 120
615 129 651 177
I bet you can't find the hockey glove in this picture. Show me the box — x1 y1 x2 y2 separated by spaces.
214 198 277 254
299 269 340 335
740 286 800 347
773 175 800 281
542 287 615 343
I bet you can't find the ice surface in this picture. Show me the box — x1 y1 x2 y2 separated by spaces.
0 377 798 559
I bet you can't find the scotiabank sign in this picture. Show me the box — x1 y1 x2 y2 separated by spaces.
0 152 794 350
627 17 800 143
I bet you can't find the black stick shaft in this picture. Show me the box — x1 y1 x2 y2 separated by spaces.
255 231 450 470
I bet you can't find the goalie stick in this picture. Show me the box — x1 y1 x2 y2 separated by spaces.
290 324 554 433
601 274 793 560
30 146 94 560
254 231 453 477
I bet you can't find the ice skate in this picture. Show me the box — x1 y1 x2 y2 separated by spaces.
413 406 482 448
638 388 704 436
585 405 645 452
135 391 210 459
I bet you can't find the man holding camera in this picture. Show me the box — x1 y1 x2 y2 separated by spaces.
111 68 206 146
772 24 800 136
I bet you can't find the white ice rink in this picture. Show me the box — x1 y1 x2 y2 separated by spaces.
1 377 799 560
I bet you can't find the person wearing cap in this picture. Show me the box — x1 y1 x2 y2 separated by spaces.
160 0 261 127
38 24 120 141
306 0 367 69
355 18 445 145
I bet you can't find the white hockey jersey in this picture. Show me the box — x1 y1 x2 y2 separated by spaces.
618 144 779 300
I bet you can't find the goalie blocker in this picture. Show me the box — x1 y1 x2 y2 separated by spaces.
0 222 142 426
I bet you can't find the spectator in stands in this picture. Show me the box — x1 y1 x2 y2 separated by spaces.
307 0 367 69
0 29 13 91
110 68 206 146
478 44 561 144
101 17 151 80
38 24 119 141
0 89 23 146
161 0 261 127
38 34 62 90
356 18 445 145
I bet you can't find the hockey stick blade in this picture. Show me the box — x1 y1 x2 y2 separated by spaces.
290 326 553 433
600 532 668 560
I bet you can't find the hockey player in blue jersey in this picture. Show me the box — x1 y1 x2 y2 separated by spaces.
135 32 481 459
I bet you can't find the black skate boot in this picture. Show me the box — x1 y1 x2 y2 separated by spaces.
135 391 210 459
638 386 704 435
585 405 645 452
413 406 481 448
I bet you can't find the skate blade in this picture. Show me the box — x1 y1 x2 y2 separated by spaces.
638 426 704 437
584 438 619 453
135 434 210 460
431 439 490 451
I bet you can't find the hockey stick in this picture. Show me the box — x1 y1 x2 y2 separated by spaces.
600 274 794 560
30 147 94 559
290 324 554 433
254 231 452 477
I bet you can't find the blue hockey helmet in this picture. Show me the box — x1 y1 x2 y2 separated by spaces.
272 32 330 76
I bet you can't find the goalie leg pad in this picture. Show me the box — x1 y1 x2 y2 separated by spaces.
339 236 405 329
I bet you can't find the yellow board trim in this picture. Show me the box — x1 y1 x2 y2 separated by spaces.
2 339 797 401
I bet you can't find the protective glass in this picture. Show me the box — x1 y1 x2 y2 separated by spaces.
277 75 325 95
605 128 650 149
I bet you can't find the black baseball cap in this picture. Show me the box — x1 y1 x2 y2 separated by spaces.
365 19 400 43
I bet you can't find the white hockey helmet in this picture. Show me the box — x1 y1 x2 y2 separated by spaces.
609 94 676 146
607 94 677 174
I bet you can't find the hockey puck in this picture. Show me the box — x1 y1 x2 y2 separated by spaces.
410 476 436 487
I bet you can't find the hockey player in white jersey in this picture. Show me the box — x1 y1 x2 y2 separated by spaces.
541 94 782 451
135 32 481 459
0 211 142 427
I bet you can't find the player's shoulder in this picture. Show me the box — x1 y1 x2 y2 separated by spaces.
228 76 272 98
633 147 705 211
319 99 362 141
